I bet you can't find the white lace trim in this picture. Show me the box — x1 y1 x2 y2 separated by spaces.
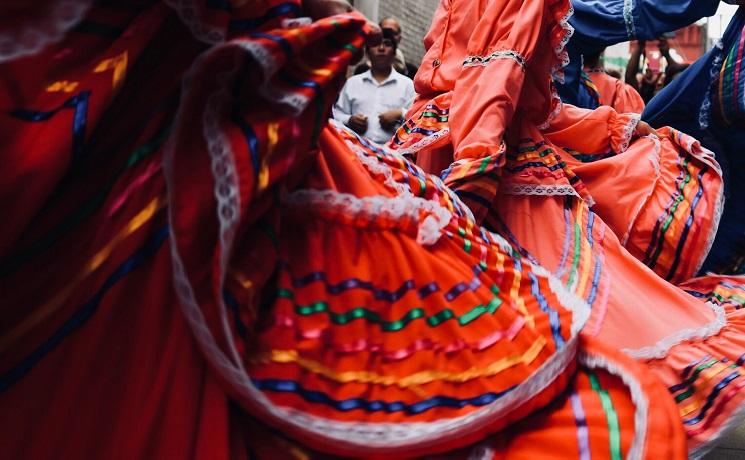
392 128 450 157
164 0 226 44
0 0 92 63
623 0 637 40
503 183 582 200
620 135 661 246
233 40 313 115
550 5 575 84
699 40 724 130
622 301 727 360
688 140 725 277
580 352 648 460
616 113 641 153
283 189 452 246
463 50 526 70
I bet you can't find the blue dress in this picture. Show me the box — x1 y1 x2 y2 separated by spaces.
644 6 745 274
558 0 721 108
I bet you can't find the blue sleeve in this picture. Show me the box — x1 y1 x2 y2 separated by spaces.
560 0 719 108
570 0 719 52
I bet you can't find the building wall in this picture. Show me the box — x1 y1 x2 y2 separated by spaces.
378 0 439 69
351 0 439 71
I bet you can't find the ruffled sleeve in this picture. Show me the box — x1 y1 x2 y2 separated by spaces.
448 0 548 163
613 80 645 114
542 104 640 155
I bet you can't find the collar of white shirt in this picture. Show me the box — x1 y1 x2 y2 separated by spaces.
360 68 403 87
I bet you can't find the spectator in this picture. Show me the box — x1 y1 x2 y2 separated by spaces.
354 16 418 78
333 30 415 144
583 50 644 113
625 38 689 103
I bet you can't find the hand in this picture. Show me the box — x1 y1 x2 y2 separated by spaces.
303 0 381 46
347 114 368 134
658 38 670 57
634 120 658 138
378 109 403 130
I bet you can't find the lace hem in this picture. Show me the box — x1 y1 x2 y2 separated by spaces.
0 0 92 63
463 50 526 70
390 128 451 157
622 301 727 360
616 113 641 153
699 40 725 130
164 0 226 44
283 188 452 246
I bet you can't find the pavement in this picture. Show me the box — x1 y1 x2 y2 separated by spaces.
704 424 745 459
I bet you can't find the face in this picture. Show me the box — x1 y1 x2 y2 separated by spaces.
368 38 396 68
379 18 402 44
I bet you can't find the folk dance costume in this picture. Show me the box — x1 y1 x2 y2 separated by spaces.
0 1 744 459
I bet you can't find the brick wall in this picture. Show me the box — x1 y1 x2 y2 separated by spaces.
378 0 439 71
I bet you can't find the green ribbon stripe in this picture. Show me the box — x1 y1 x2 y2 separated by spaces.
278 287 503 331
588 371 623 460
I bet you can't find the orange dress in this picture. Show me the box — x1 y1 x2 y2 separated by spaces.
585 69 645 114
0 1 661 459
388 0 745 455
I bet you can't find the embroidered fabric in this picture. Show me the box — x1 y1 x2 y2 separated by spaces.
699 40 725 130
502 183 583 199
0 0 92 63
463 50 526 70
623 0 637 40
163 31 594 453
622 301 727 360
283 188 452 246
164 0 226 44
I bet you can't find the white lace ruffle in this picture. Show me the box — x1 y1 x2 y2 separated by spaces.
550 4 575 84
392 128 450 157
164 0 226 44
622 301 727 360
283 188 452 246
0 0 92 63
616 113 641 153
463 49 526 70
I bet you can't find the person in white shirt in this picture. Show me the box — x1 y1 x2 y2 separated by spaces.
333 30 415 144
